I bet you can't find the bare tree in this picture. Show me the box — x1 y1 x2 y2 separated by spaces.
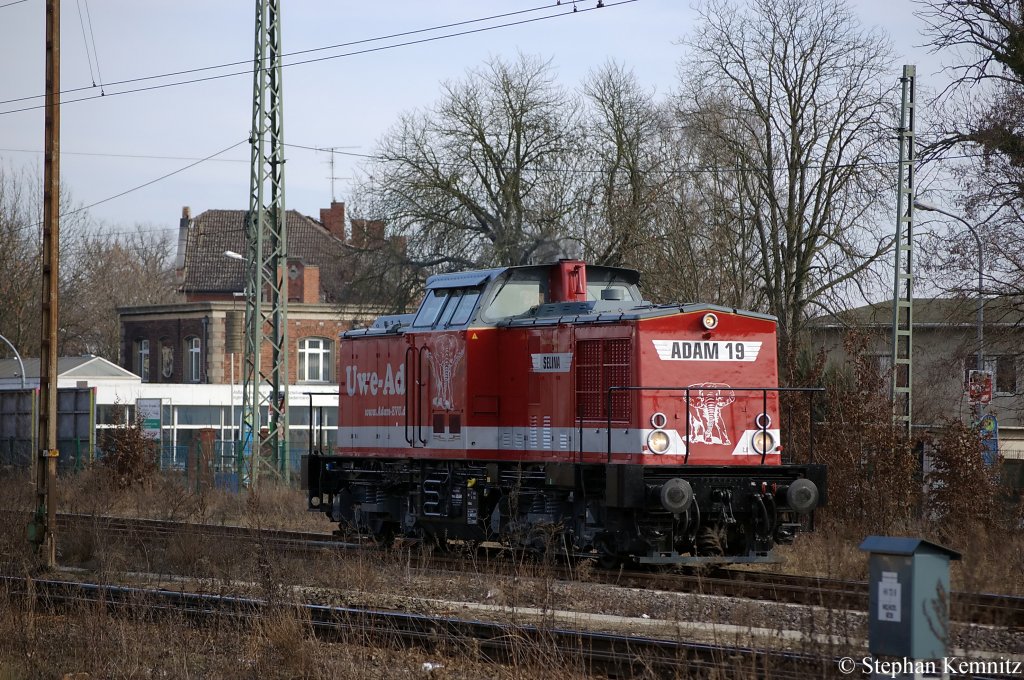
355 53 580 273
0 166 181 360
916 0 1024 303
0 165 42 354
678 0 897 377
645 100 768 308
576 62 675 268
60 227 181 358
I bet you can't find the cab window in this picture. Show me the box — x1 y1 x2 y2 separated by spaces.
412 290 448 328
412 287 481 329
482 270 548 320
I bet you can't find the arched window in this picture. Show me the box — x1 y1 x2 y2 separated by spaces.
298 337 332 382
158 337 174 381
185 336 202 383
135 339 150 382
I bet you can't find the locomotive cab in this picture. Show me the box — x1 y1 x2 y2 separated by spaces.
303 260 825 565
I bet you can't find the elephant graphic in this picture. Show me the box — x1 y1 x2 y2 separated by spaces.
429 334 465 410
687 382 735 445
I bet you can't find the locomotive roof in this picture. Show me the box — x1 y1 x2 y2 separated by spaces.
423 263 643 290
425 268 505 289
498 301 776 327
344 263 775 338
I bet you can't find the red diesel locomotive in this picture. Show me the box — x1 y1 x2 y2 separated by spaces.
303 260 825 564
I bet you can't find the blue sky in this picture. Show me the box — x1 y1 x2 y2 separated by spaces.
0 0 944 238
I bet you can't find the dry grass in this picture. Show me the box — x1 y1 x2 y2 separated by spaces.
1 463 1022 678
774 516 1024 598
0 583 537 680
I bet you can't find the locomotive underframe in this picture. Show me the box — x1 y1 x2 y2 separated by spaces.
302 454 827 564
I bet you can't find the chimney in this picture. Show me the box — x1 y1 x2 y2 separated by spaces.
303 265 320 303
350 219 385 248
175 206 191 281
319 201 346 241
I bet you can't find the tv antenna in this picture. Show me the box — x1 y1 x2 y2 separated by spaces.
317 145 358 201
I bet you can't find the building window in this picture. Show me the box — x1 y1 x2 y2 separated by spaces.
964 355 1018 396
135 339 150 382
159 337 174 381
299 337 332 382
186 336 201 383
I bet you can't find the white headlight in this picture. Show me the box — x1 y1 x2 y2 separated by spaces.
751 430 775 454
647 430 671 454
701 312 719 330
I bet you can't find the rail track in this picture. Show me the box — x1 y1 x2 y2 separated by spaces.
2 574 838 679
42 512 1024 628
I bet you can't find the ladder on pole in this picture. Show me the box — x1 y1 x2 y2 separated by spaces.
890 65 916 436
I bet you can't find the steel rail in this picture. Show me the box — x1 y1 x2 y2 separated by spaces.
3 575 837 679
32 511 1024 628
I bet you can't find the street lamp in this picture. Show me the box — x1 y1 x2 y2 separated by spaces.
223 251 247 481
0 333 26 389
913 200 985 403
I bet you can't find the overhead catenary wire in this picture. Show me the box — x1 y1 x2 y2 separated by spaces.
0 147 247 162
82 0 106 93
0 1 988 236
75 0 98 87
0 1 634 115
0 1 569 106
9 139 247 237
286 142 995 176
0 139 996 243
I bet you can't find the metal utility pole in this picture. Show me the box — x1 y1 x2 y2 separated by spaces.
30 0 61 567
890 65 916 437
241 0 289 487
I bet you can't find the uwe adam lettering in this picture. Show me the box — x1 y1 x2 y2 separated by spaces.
344 363 405 397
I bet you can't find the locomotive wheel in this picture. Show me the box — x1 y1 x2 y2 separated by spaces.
594 535 621 570
697 525 727 556
416 526 450 553
369 520 398 548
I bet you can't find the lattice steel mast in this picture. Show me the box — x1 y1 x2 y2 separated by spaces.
241 0 288 486
890 65 916 436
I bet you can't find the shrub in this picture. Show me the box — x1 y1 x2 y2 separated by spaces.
925 419 1001 530
790 333 919 535
98 416 158 490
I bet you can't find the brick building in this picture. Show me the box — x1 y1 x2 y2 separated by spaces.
120 202 379 387
112 202 397 467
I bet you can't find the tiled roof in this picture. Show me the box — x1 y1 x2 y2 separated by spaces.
813 297 1024 327
0 356 138 380
180 209 345 294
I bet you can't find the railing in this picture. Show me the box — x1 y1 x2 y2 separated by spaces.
159 441 311 492
604 386 824 464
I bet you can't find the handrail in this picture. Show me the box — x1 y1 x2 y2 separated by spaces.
760 389 768 465
603 385 824 463
418 346 431 446
684 387 691 464
404 345 416 446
